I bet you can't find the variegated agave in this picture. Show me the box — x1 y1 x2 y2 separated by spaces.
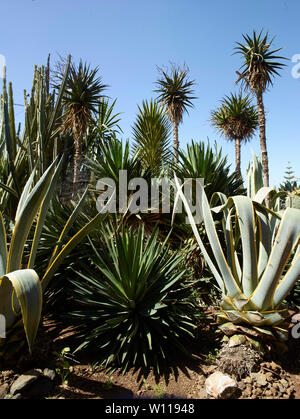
175 174 300 351
0 158 107 359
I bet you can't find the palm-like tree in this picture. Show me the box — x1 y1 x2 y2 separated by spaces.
234 30 286 186
154 64 196 163
60 59 107 197
132 99 171 175
210 93 258 178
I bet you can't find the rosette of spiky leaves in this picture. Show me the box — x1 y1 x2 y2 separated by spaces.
154 64 196 162
235 30 286 93
210 93 258 177
174 140 244 201
60 59 107 196
132 99 172 176
67 225 199 375
175 175 300 353
235 30 287 188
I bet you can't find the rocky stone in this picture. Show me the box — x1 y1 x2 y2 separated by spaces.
22 376 54 397
280 379 289 389
43 368 56 381
0 383 9 399
265 372 274 382
202 365 216 376
9 368 55 398
11 393 23 399
205 371 238 399
244 384 252 398
264 390 273 398
253 387 262 397
10 370 42 396
251 372 267 387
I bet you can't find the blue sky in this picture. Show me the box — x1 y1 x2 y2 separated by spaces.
1 0 299 186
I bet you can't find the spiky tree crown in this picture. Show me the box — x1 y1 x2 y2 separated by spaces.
61 59 107 139
210 93 258 142
154 64 196 124
234 30 286 93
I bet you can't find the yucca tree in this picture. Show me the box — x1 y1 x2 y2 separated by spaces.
211 93 258 178
154 64 196 163
132 99 172 176
235 30 286 187
60 59 107 198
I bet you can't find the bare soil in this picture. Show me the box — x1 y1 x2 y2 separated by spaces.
1 317 300 399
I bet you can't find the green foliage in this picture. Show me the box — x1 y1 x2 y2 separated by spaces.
53 347 72 384
154 64 196 124
211 93 258 142
235 30 287 93
0 56 71 219
132 99 171 175
67 225 199 374
175 176 300 349
174 140 244 200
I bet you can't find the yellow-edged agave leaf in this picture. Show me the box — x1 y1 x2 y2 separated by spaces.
256 211 272 280
0 211 7 277
28 156 64 269
15 168 36 221
230 196 258 297
41 207 108 291
48 187 89 266
273 250 300 307
251 207 300 310
247 152 263 199
173 174 241 297
0 269 42 353
7 159 58 273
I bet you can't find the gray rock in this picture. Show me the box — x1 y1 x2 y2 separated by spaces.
251 372 267 387
43 368 56 381
11 393 23 399
10 370 42 396
22 376 54 397
280 379 289 389
0 383 9 399
205 371 238 399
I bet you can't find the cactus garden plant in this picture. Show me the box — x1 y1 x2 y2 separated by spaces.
175 175 300 353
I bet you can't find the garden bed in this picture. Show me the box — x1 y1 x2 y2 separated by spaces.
1 317 300 400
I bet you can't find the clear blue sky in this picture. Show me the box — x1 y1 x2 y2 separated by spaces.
1 0 299 186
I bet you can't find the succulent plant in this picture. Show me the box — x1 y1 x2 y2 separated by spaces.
285 189 300 210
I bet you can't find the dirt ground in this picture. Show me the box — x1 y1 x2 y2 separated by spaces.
1 317 300 399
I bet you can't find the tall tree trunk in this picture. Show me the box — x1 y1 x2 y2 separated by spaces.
72 136 82 200
173 119 179 163
256 91 269 187
235 138 241 179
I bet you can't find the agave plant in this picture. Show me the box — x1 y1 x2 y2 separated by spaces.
174 140 244 201
175 175 300 351
0 158 109 359
0 158 63 357
67 225 199 374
